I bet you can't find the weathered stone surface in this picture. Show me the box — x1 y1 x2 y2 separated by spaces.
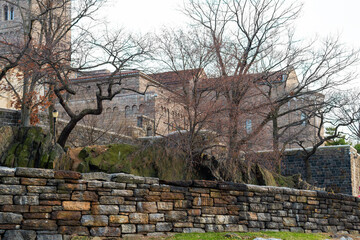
183 228 206 233
72 191 98 201
40 193 69 200
283 217 297 227
63 201 90 211
23 212 51 219
0 196 13 205
112 189 133 196
121 224 136 233
82 172 111 181
202 207 227 215
157 202 173 211
161 192 184 200
2 205 29 212
16 168 54 178
119 205 136 212
0 212 23 224
215 215 240 224
137 202 157 213
59 226 89 235
90 227 121 236
58 183 86 191
37 234 63 240
137 224 155 233
3 230 36 240
22 220 57 230
54 170 82 179
21 178 47 186
28 186 56 193
103 182 126 189
0 184 25 195
99 196 124 204
165 211 187 222
52 211 81 220
156 222 172 231
14 196 39 205
81 215 108 226
92 205 119 215
129 213 148 224
109 215 129 224
149 213 165 222
112 173 145 184
0 167 15 177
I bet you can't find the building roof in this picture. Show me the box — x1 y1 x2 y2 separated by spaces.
149 68 205 89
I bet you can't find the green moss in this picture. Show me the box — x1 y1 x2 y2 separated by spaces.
258 165 277 186
77 161 90 173
39 154 49 168
274 174 296 188
17 148 29 167
4 154 15 167
78 147 91 160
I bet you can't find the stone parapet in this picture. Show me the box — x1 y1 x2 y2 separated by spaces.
0 166 358 239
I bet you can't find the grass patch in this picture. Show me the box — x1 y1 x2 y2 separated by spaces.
165 232 331 240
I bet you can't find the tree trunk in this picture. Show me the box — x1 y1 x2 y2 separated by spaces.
228 107 239 160
21 77 30 127
57 119 79 147
272 114 281 173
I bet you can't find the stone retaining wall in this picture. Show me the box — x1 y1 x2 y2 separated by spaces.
0 167 359 239
0 108 20 127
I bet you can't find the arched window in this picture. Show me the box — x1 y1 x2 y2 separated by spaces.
106 107 111 113
132 105 137 113
4 5 8 21
125 106 130 118
113 107 118 112
9 6 14 20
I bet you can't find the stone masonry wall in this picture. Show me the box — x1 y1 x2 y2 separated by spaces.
0 166 359 239
282 145 360 196
0 108 20 127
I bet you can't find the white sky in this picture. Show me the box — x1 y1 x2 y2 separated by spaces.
101 0 360 84
103 0 360 48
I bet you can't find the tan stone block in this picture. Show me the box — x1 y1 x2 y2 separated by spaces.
158 202 173 211
161 192 184 200
210 191 222 198
21 178 47 186
52 211 81 220
72 191 98 201
173 222 193 228
129 213 148 224
63 201 90 211
188 209 201 216
39 200 61 206
202 207 227 215
1 205 29 212
297 196 307 203
137 202 157 213
193 197 213 206
30 206 52 213
109 215 129 224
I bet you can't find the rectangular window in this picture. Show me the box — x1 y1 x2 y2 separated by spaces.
301 113 306 126
137 116 142 128
245 119 252 134
282 74 287 82
10 7 14 20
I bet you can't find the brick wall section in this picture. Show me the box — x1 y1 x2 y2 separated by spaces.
0 167 359 239
0 108 20 127
282 146 360 196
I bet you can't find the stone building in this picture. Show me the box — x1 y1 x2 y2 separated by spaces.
58 67 323 151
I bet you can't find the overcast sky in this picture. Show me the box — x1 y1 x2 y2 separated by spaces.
103 0 360 48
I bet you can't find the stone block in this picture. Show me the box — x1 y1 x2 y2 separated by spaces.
112 173 145 184
54 170 82 179
0 212 23 224
283 217 297 227
257 213 271 222
0 184 25 195
109 215 129 224
88 181 102 188
103 182 126 189
90 227 121 237
37 234 63 240
121 224 136 233
0 196 13 205
2 205 29 212
21 178 47 186
129 213 148 224
99 196 124 204
157 202 173 211
2 177 20 185
40 193 70 200
215 215 239 224
175 200 192 208
22 220 57 230
92 205 119 215
14 196 39 205
81 215 108 226
82 172 111 181
63 201 90 211
119 205 136 212
205 224 224 232
39 201 61 206
224 224 248 232
134 189 149 197
202 207 227 215
149 213 165 222
137 202 157 213
58 183 86 191
16 168 54 178
3 230 36 240
165 211 187 222
0 167 15 177
161 192 184 200
28 186 56 193
72 191 98 201
59 226 89 235
52 211 81 220
23 213 50 219
183 228 205 233
112 190 133 196
173 222 193 228
137 224 155 233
